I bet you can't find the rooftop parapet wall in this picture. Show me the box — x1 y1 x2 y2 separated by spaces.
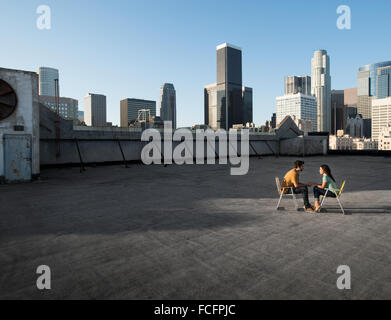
39 104 327 166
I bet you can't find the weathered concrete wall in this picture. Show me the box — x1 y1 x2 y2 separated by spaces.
0 68 39 181
39 104 326 167
280 136 327 156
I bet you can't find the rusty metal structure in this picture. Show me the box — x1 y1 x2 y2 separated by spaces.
0 79 17 121
54 78 61 157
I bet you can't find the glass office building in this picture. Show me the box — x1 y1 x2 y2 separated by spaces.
359 61 391 97
204 43 253 130
159 83 177 129
376 66 391 99
38 67 59 97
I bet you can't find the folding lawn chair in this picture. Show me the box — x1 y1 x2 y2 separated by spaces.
319 181 346 215
275 177 299 211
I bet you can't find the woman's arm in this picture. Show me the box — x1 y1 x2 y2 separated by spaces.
316 182 327 189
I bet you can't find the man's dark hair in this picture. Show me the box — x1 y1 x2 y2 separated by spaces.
294 160 304 168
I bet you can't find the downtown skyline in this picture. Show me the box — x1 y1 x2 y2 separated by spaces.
1 0 391 127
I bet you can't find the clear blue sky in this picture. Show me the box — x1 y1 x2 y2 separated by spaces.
1 0 390 127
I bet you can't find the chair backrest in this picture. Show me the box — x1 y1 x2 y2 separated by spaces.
275 177 282 194
338 181 346 197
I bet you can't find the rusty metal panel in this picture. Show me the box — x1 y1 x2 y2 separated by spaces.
4 134 32 182
0 79 17 120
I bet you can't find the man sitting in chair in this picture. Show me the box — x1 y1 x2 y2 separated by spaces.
281 160 315 213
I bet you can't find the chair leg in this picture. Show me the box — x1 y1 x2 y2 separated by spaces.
320 195 327 208
337 197 345 215
276 194 283 210
291 191 299 210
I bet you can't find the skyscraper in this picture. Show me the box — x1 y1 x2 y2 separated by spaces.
372 97 391 141
357 69 371 119
285 76 311 95
376 66 391 99
159 83 176 129
311 50 331 132
357 61 391 137
204 43 253 129
38 67 59 97
331 90 346 135
120 98 156 127
204 83 218 130
84 93 107 127
276 93 317 131
344 88 358 118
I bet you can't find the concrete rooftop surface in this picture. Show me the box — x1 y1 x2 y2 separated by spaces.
0 156 391 300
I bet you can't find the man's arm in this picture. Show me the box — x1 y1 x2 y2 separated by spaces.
293 173 313 188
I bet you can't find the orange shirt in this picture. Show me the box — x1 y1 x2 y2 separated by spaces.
281 168 299 193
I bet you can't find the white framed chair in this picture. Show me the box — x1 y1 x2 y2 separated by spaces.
275 177 299 211
319 181 346 215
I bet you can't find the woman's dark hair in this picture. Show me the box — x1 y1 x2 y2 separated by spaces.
294 160 304 168
321 165 336 182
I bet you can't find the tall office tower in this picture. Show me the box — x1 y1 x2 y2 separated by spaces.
344 88 358 118
357 61 391 137
311 50 331 132
285 76 311 95
38 67 59 97
276 93 317 131
120 98 156 127
357 69 371 119
242 86 253 124
331 90 346 135
159 83 177 129
371 97 391 141
204 43 253 129
204 83 218 130
84 93 107 127
376 66 391 99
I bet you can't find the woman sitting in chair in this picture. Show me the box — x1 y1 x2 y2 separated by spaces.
313 165 338 212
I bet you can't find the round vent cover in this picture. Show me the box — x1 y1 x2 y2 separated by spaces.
0 80 17 121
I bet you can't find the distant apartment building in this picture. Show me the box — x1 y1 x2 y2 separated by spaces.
378 124 391 150
329 132 353 150
285 76 311 95
159 83 177 129
352 138 378 150
120 98 156 127
276 93 317 131
204 43 253 130
39 95 78 121
372 97 391 141
311 50 331 132
84 93 107 127
329 131 377 150
38 67 59 97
